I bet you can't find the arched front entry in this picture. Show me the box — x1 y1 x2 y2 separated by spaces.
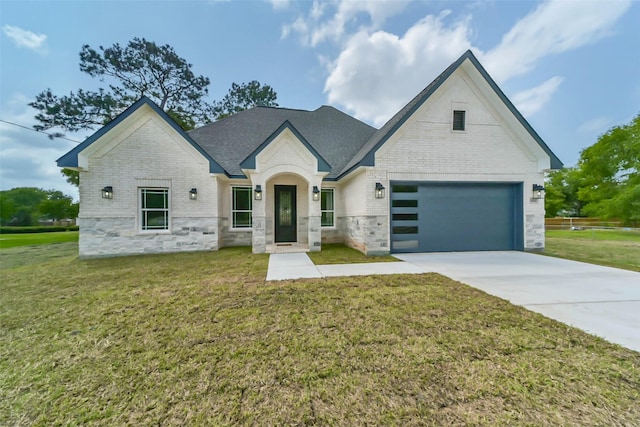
265 173 310 247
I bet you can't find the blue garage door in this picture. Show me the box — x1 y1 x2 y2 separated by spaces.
391 182 523 253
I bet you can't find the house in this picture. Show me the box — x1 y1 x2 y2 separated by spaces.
57 50 562 258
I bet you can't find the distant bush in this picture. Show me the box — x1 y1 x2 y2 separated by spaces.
0 226 79 234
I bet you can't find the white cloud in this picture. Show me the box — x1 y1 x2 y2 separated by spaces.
482 0 631 83
578 116 612 133
283 0 411 46
268 0 290 10
2 25 47 52
288 0 631 127
511 76 564 117
324 12 472 126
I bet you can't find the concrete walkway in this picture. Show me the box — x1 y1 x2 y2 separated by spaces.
266 251 640 352
266 252 423 281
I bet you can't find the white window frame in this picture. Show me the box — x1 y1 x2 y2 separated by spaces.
321 188 335 228
231 186 253 229
139 187 170 232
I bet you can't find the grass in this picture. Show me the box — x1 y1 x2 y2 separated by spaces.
547 229 640 242
2 243 639 425
0 230 79 249
307 243 398 264
544 229 640 272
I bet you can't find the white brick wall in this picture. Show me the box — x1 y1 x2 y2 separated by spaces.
366 67 548 251
75 65 551 257
77 106 219 257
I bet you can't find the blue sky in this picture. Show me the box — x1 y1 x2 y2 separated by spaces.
1 0 638 199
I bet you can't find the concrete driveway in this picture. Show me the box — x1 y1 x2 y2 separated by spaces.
395 252 640 352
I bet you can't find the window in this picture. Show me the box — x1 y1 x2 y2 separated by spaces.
140 188 169 231
321 188 334 227
453 110 466 131
232 186 252 228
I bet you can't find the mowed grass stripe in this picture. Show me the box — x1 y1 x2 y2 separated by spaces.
0 231 79 249
1 245 639 426
544 229 640 272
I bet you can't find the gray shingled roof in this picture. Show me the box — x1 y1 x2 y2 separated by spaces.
188 105 377 179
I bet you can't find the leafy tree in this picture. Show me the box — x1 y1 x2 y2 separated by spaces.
0 188 78 226
0 188 48 226
31 38 214 133
213 80 278 119
39 190 79 222
577 114 639 223
0 196 16 226
544 167 584 217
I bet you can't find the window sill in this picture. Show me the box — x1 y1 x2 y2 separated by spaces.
138 229 171 235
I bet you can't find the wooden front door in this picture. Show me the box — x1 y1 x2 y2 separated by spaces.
275 185 297 243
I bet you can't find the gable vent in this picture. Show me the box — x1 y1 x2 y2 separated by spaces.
453 110 466 131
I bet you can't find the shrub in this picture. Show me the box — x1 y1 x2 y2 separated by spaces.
0 226 79 234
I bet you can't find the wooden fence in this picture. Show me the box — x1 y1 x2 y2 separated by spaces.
545 217 624 230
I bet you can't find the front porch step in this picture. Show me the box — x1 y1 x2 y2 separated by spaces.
266 243 310 254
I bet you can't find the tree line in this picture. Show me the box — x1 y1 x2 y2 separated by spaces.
0 188 78 226
545 114 639 225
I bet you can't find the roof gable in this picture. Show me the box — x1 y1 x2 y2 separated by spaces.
338 50 562 178
189 105 375 179
56 96 225 174
239 120 331 172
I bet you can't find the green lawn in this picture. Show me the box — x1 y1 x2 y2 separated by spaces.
2 243 639 425
544 229 640 272
307 243 398 264
547 228 640 242
0 231 79 249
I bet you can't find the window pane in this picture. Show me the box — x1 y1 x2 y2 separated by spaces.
321 211 334 227
321 189 334 210
140 188 169 231
232 186 252 228
233 212 252 228
453 110 465 131
233 187 252 211
393 226 418 234
393 240 419 250
392 199 418 207
144 191 167 209
393 213 418 221
392 185 417 193
144 211 168 229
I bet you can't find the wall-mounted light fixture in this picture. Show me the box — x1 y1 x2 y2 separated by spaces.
375 182 385 199
254 185 262 201
189 188 198 200
312 186 320 201
102 186 113 199
532 184 545 199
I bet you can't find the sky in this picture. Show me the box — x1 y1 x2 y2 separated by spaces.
1 0 638 200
